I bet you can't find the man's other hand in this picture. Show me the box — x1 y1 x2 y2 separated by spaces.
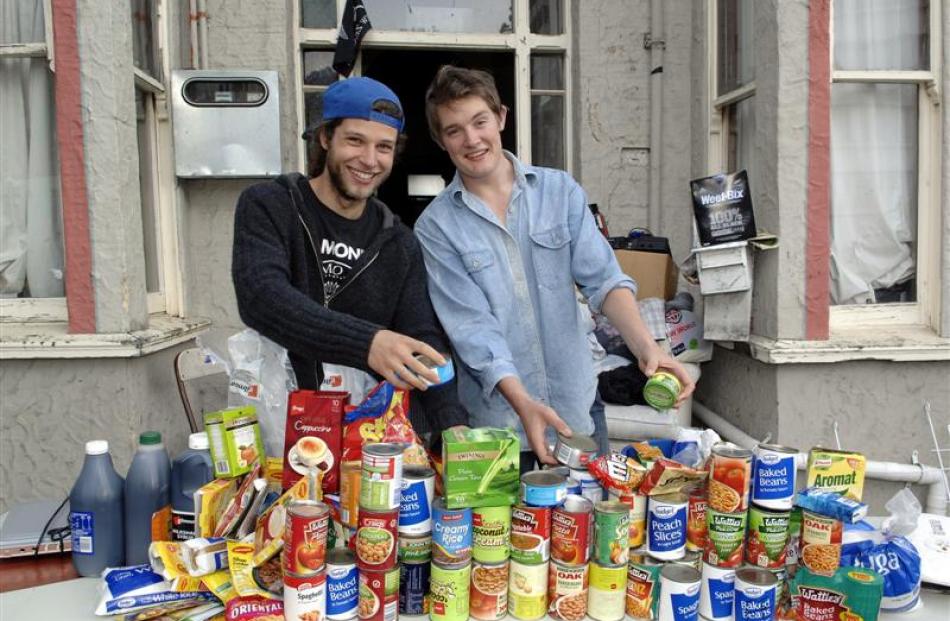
516 400 572 465
638 347 696 407
368 330 445 391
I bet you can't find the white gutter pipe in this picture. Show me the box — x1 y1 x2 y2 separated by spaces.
188 0 199 69
692 401 949 516
647 0 665 232
196 0 209 69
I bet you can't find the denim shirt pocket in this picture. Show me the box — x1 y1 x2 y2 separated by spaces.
529 224 572 289
461 249 496 288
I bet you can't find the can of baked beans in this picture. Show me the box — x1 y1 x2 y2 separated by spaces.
430 561 471 621
360 443 404 512
340 461 362 528
554 433 598 469
751 444 798 511
510 504 551 564
745 504 790 569
432 498 472 565
704 508 747 568
609 489 647 549
587 561 627 621
285 568 327 621
657 564 701 621
470 560 509 621
521 471 568 508
799 510 842 576
398 532 432 564
283 499 331 576
472 505 511 564
356 508 398 571
646 493 687 561
326 547 359 621
551 495 593 565
399 559 430 615
548 560 589 621
686 485 707 552
358 567 399 621
733 567 777 621
626 555 663 620
399 465 435 536
698 561 735 621
593 500 630 567
508 559 548 620
709 443 753 513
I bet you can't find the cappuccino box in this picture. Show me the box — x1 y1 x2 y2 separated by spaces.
281 390 350 493
204 406 266 479
442 427 520 509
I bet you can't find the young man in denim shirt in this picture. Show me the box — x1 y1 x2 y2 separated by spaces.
414 66 695 468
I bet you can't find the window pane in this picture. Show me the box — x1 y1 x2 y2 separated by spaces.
530 0 563 35
135 89 161 294
0 56 65 298
531 54 563 90
301 0 337 28
834 0 929 70
717 0 754 94
1 0 46 44
304 90 326 173
304 50 337 85
830 83 918 305
132 0 161 80
531 94 564 169
362 0 513 34
725 96 755 176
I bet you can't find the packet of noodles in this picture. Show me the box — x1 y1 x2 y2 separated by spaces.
587 451 647 492
638 457 707 496
796 487 868 524
225 596 284 620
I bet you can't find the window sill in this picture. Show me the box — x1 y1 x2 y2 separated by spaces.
747 325 950 364
0 314 211 360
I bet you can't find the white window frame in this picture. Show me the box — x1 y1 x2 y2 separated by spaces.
827 0 942 333
293 0 572 175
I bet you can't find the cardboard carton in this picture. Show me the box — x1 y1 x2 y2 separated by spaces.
613 250 678 300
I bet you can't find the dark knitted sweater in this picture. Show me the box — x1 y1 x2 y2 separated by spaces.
232 173 468 433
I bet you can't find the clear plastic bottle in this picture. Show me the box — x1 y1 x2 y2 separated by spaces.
170 432 214 541
124 431 171 565
69 440 125 576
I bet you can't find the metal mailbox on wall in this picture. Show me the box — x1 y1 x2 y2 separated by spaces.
171 70 281 178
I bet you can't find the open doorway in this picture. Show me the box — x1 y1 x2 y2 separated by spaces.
361 49 516 227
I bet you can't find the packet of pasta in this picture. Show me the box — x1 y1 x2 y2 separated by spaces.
637 458 706 496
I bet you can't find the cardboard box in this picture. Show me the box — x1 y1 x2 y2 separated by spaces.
613 249 678 300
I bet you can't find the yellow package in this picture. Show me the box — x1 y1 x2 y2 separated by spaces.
170 576 207 593
252 473 321 566
195 479 238 537
807 448 867 501
264 456 283 486
149 541 190 580
228 541 280 600
202 569 239 604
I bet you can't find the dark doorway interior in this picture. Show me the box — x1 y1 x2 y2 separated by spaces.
361 49 516 227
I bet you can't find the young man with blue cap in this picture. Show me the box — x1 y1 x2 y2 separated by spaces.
232 77 468 434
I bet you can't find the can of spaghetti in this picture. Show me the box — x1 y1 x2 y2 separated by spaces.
508 559 548 620
358 567 399 621
356 508 398 571
360 443 404 512
686 486 707 552
799 510 842 576
510 504 551 564
473 505 512 563
399 559 430 615
521 471 568 508
609 489 647 549
657 564 701 621
593 500 630 566
646 493 687 561
626 556 663 620
704 508 747 568
432 498 472 566
470 560 509 621
751 444 798 511
733 567 777 621
327 547 359 621
709 443 752 513
341 461 362 528
283 500 331 576
398 532 432 564
554 433 598 469
285 568 327 621
551 495 593 565
745 505 790 569
698 562 735 621
429 561 471 621
587 561 627 621
399 465 435 535
548 560 589 621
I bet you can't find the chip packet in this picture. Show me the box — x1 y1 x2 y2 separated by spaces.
342 382 428 466
637 457 706 496
586 452 647 493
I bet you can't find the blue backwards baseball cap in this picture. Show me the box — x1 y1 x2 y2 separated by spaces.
321 77 405 132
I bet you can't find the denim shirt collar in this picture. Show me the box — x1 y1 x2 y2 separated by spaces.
448 150 538 208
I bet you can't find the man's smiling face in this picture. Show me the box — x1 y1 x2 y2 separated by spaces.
436 95 507 183
323 117 397 203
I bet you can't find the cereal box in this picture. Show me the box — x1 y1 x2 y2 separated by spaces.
204 406 266 479
806 448 866 501
442 427 520 509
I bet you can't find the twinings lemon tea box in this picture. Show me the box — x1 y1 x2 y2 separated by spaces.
806 448 866 501
204 406 265 478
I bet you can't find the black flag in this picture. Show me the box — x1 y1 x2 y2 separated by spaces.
333 0 372 77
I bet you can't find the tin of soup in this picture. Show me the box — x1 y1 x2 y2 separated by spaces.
283 500 331 577
551 495 593 565
470 560 509 621
473 505 512 563
733 567 777 621
709 443 752 513
647 493 687 561
508 559 549 620
432 498 472 566
704 507 748 568
745 505 790 569
360 443 404 512
587 561 627 621
521 471 568 508
399 465 435 535
548 561 589 621
399 559 430 615
429 561 471 621
698 561 735 621
686 486 707 552
554 434 598 469
358 567 399 621
657 564 701 621
356 508 398 571
285 569 327 621
610 489 647 549
626 556 663 620
751 444 798 511
510 504 551 564
327 547 359 621
593 500 630 566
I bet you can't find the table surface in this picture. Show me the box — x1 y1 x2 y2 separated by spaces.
0 553 77 593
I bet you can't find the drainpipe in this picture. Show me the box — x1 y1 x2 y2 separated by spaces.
692 401 949 516
646 0 665 232
196 0 209 69
188 0 199 69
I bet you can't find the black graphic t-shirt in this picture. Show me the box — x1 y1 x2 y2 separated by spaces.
298 177 382 300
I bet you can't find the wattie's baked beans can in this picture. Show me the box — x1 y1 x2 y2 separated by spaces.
704 508 747 568
398 532 432 564
470 560 509 621
751 444 798 511
473 505 512 564
399 465 435 536
430 561 471 621
326 547 359 621
626 555 663 620
548 560 589 621
508 559 549 620
593 500 630 567
709 443 752 513
657 564 701 621
698 561 735 621
733 567 777 621
799 510 842 576
285 569 327 621
283 500 331 577
359 567 399 621
360 443 404 512
356 509 398 571
686 486 707 552
510 504 551 565
551 495 592 565
587 561 627 621
432 498 472 565
745 505 790 569
646 493 687 561
399 559 430 615
340 461 362 528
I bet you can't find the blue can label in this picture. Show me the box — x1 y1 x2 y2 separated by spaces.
648 503 687 554
399 561 431 615
707 576 735 618
670 590 700 621
433 505 473 565
400 479 432 529
69 511 94 555
734 583 776 621
752 452 796 502
326 564 359 619
522 483 567 508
